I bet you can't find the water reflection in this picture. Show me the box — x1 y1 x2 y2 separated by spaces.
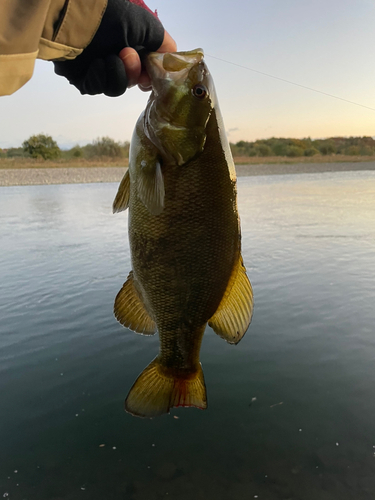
0 171 375 499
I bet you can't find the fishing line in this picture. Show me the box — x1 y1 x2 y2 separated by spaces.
206 54 375 112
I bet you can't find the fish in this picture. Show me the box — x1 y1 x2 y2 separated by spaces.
113 48 253 418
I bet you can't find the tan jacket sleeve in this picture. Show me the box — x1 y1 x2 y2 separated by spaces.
0 0 107 96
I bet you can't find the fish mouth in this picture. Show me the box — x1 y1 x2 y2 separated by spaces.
145 48 205 86
143 48 212 165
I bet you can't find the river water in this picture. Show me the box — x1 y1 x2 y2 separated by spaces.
1 170 375 499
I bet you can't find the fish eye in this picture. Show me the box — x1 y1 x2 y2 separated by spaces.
192 84 208 100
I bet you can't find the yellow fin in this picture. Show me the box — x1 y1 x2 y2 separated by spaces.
113 169 130 213
114 272 156 335
125 358 207 418
208 255 253 344
138 160 164 215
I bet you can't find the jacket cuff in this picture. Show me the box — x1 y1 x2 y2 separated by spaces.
0 52 38 96
38 38 83 60
51 0 108 51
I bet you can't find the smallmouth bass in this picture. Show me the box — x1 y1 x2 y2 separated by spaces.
113 49 253 418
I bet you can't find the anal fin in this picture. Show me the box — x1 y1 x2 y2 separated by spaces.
125 358 207 418
114 271 156 335
208 255 253 344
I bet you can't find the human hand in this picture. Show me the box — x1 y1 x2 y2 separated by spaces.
120 30 177 91
54 0 176 97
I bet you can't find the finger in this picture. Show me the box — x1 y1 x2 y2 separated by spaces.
137 30 177 91
157 30 177 53
138 68 152 91
103 55 128 97
119 47 142 87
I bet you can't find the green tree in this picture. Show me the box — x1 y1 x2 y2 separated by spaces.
22 134 61 160
119 141 130 158
70 145 83 158
359 146 374 156
85 136 122 158
6 147 28 158
304 147 319 156
81 138 130 159
317 140 336 155
285 145 304 157
271 141 289 156
344 145 360 156
255 144 272 157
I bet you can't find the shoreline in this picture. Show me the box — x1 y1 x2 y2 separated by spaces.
0 161 374 187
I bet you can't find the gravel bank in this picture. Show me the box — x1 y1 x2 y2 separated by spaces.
0 161 374 187
0 167 126 187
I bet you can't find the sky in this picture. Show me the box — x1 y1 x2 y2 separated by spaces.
1 0 375 149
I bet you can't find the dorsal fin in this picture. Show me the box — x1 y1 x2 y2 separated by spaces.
208 255 253 344
114 271 156 335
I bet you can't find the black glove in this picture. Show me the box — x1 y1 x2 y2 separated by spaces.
53 0 164 97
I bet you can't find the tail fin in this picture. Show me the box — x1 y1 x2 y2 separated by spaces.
125 357 207 418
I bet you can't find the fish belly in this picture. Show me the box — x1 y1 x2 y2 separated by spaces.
129 129 239 371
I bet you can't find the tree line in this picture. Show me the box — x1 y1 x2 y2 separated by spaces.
230 136 375 158
0 135 130 160
1 134 375 160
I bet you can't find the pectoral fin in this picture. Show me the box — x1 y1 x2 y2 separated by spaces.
114 271 156 335
113 169 130 213
137 160 165 215
208 255 253 344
